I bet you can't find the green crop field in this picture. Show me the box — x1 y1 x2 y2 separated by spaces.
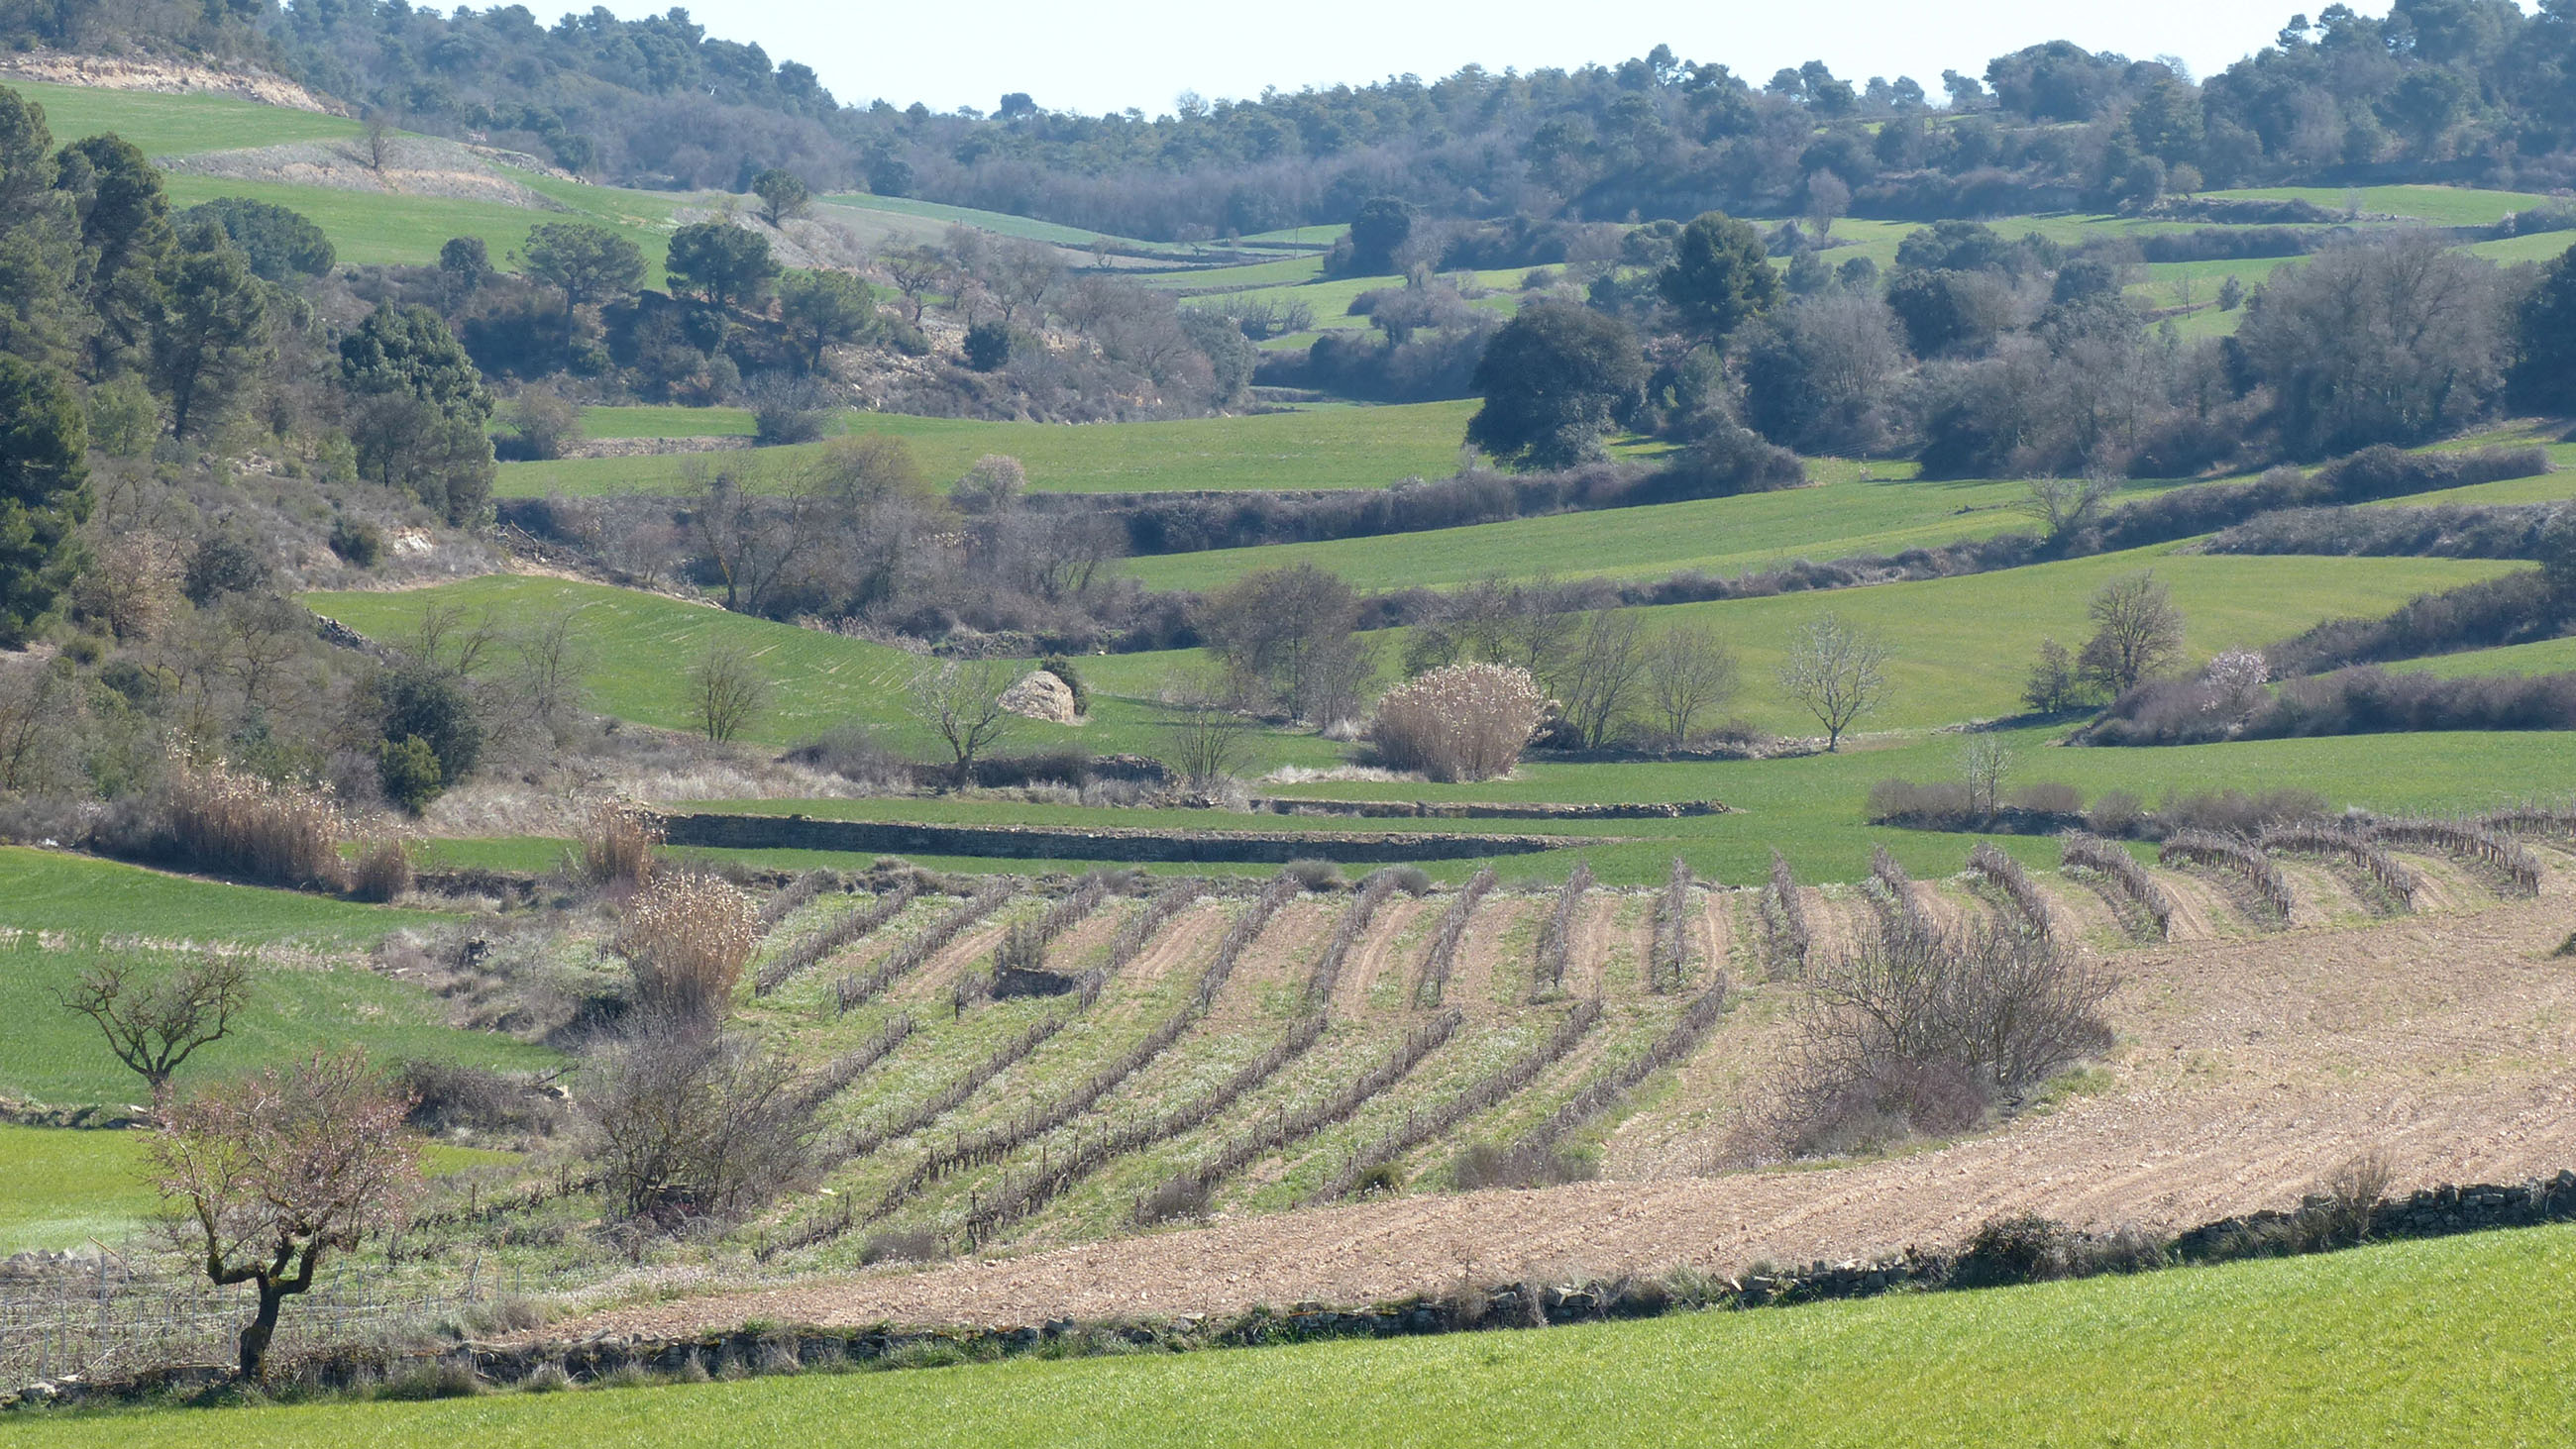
4 78 364 155
2208 183 2553 226
1121 469 2083 593
0 932 556 1106
155 173 681 283
12 1223 2570 1445
492 399 1480 496
0 1127 512 1251
818 193 1187 255
0 848 448 943
575 404 760 439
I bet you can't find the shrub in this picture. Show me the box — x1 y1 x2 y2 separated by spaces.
858 1227 944 1265
1532 863 1593 999
1773 915 2113 1156
1283 858 1344 892
1968 840 2053 939
349 833 415 903
161 753 347 889
2159 788 2329 836
2159 830 2296 921
2084 789 2146 836
2008 781 2083 816
586 1019 815 1226
964 321 1012 371
1368 662 1546 782
376 735 444 815
1649 858 1693 992
1449 1140 1596 1190
1761 849 1809 975
578 801 664 887
328 516 384 568
2258 821 2418 910
613 874 760 1020
2368 817 2540 896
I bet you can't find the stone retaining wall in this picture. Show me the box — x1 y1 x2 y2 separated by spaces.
1249 798 1725 821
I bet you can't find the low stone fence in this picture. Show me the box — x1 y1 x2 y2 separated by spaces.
659 813 1574 864
1248 798 1726 821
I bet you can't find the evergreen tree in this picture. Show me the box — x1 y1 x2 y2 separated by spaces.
0 87 80 372
520 222 644 321
1657 211 1780 343
1464 301 1647 468
149 233 269 441
339 302 496 525
666 221 779 311
0 356 90 647
775 268 873 371
54 134 172 379
2511 241 2576 416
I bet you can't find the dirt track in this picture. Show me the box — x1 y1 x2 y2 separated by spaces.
561 881 2576 1336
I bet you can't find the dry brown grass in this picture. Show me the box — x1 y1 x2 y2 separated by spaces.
347 833 415 902
615 874 760 1020
579 801 666 888
1367 663 1546 783
161 752 347 889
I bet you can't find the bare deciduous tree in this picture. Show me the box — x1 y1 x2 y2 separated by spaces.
2079 570 2186 696
1961 736 2012 817
905 659 1019 787
148 1049 423 1380
2020 472 2119 542
1554 609 1649 749
1776 612 1891 751
690 640 769 743
60 954 254 1096
510 605 590 742
1641 622 1740 749
1158 667 1253 789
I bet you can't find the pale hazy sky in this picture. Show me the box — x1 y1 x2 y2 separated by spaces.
646 0 2449 119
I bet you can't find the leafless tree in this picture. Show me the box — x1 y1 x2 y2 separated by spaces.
362 114 392 172
689 640 769 743
1158 667 1253 788
1641 622 1739 749
1961 736 2012 817
60 954 254 1096
687 459 823 615
905 659 1019 787
509 606 590 742
148 1048 423 1380
2079 570 2186 696
1776 611 1890 751
0 655 77 792
882 245 943 325
2020 471 2120 542
1553 610 1650 749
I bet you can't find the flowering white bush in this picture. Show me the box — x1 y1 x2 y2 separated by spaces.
2200 647 2271 712
1367 663 1546 782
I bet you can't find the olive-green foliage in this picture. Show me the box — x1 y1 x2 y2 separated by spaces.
377 734 444 814
149 232 268 440
775 268 872 371
750 167 809 227
1657 210 1781 342
178 195 335 281
2511 239 2576 415
665 221 778 311
520 221 645 313
340 302 496 524
0 87 80 372
55 132 173 378
1465 301 1646 468
0 355 90 646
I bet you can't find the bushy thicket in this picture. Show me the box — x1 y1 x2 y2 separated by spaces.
1772 915 2113 1157
613 874 760 1020
2263 571 2556 678
2088 666 2576 746
158 754 347 890
2206 503 2554 562
1367 663 1546 782
2085 447 2550 555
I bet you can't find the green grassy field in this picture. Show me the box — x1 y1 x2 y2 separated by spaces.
4 78 364 155
0 848 447 943
817 193 1187 255
156 172 681 284
12 1222 2570 1444
0 931 556 1106
1121 469 2077 593
492 399 1480 496
2208 183 2553 225
575 404 760 439
0 1127 512 1251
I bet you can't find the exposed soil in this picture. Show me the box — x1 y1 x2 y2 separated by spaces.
557 881 2576 1336
0 51 333 111
164 136 565 205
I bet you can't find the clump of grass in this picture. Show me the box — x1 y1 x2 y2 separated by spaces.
613 873 759 1018
161 751 347 889
577 800 664 888
348 832 415 903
